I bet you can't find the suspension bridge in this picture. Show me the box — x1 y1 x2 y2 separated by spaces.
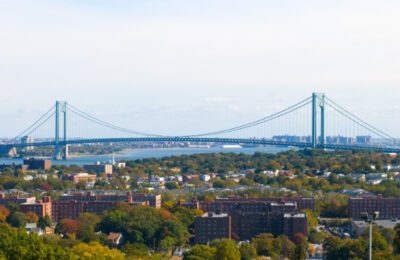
0 93 399 159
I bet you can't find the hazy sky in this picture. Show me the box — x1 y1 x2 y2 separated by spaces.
0 0 399 137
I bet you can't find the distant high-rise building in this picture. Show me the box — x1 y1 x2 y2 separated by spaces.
21 136 34 151
356 136 372 144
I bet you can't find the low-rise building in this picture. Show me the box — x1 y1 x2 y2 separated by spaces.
200 174 211 182
351 219 400 236
366 173 387 180
107 232 123 247
132 193 161 208
150 176 165 186
23 158 51 170
70 173 97 184
84 163 113 174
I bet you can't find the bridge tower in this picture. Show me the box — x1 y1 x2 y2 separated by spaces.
312 93 325 148
54 101 68 160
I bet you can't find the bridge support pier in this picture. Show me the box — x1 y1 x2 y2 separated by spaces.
312 93 325 148
63 145 69 160
54 101 68 160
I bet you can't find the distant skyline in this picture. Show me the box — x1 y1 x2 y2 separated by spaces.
0 1 399 137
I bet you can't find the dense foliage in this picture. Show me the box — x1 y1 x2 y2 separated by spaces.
1 150 400 259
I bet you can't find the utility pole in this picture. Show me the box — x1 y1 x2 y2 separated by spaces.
369 221 372 260
361 211 379 260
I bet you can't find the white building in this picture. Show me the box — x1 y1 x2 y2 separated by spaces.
200 174 211 182
150 176 165 186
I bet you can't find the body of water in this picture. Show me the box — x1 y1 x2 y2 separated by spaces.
0 146 292 166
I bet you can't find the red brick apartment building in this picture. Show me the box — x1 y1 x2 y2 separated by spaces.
193 198 308 244
2 192 160 222
180 196 314 213
349 196 400 220
0 193 36 205
20 196 52 218
195 213 232 244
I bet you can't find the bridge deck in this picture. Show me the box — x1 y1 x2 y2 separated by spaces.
1 137 399 153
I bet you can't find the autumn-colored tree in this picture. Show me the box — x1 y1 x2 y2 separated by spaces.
71 242 125 260
0 205 10 222
292 233 307 260
57 219 79 237
25 211 39 223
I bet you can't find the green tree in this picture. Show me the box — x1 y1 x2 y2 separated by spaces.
0 224 73 259
183 244 216 260
278 235 296 259
7 211 27 228
76 213 101 242
394 224 400 254
159 236 176 252
252 233 279 257
239 243 257 260
38 215 52 229
212 239 240 260
122 243 149 258
99 206 188 248
292 233 307 260
165 182 180 190
323 237 365 260
360 226 391 258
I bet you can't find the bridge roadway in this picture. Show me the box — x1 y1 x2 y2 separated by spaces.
1 137 399 153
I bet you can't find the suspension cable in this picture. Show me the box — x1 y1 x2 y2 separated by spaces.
12 105 55 141
67 105 164 137
325 97 395 141
187 97 312 137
